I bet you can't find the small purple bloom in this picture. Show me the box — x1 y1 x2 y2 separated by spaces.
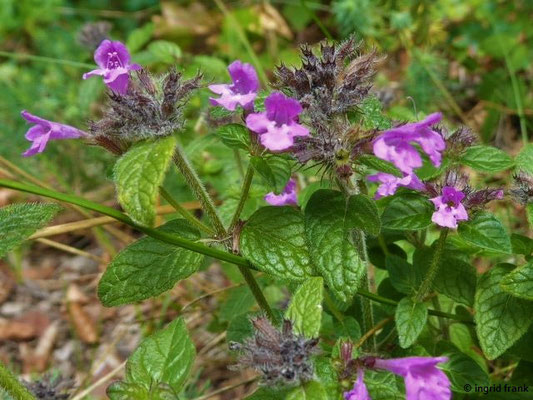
265 178 298 206
430 186 468 229
21 111 86 157
373 113 445 174
368 172 425 199
209 60 260 111
246 92 309 151
374 356 451 400
83 40 141 94
344 370 370 400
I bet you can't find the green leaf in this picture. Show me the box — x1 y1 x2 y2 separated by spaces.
511 233 533 256
285 277 324 338
440 351 489 393
114 136 176 226
458 212 512 254
287 381 328 400
395 297 428 348
515 143 533 175
148 40 182 63
386 255 416 295
365 371 403 400
216 123 251 150
108 317 195 399
98 219 204 306
305 190 365 302
360 96 392 130
250 155 291 194
381 193 433 230
240 206 315 281
435 256 476 306
460 145 514 172
126 22 154 53
0 203 62 259
475 264 533 360
358 154 402 176
347 194 381 236
500 261 533 300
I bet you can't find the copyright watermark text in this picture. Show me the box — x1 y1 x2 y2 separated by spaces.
464 383 529 394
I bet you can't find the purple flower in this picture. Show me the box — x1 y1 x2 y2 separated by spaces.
373 113 445 174
430 186 468 229
344 370 370 400
246 92 309 151
83 40 141 94
209 60 260 111
373 356 451 400
368 172 425 199
265 179 298 206
20 111 86 157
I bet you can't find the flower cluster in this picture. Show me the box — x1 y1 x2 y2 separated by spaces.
89 68 201 150
275 40 379 176
23 374 74 400
229 317 319 385
275 38 379 124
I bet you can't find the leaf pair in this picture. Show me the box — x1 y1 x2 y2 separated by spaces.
240 189 380 301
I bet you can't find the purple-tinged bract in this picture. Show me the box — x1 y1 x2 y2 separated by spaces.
430 186 468 229
209 60 259 111
265 179 298 206
373 356 451 400
373 113 445 174
246 92 309 151
83 40 141 94
368 172 425 199
344 370 371 400
21 111 86 157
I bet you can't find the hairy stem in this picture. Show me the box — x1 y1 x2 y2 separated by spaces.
229 164 254 232
415 229 449 302
171 145 274 320
172 143 226 238
159 186 214 235
238 265 276 323
0 362 36 400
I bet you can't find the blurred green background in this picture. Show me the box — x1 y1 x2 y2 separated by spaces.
1 0 531 194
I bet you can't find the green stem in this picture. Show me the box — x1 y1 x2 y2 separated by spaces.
0 177 471 324
172 143 226 238
159 186 214 235
229 165 254 231
0 362 36 400
323 290 345 323
415 229 449 302
171 145 275 320
0 178 246 267
237 265 276 323
0 50 94 69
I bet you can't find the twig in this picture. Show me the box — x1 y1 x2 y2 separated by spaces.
70 361 126 400
35 238 104 263
355 317 393 349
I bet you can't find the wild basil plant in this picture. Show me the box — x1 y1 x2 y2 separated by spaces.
0 37 532 400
